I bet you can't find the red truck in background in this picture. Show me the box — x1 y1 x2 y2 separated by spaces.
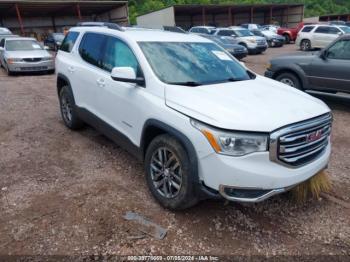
277 22 305 44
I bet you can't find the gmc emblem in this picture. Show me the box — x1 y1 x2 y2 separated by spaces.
307 129 323 142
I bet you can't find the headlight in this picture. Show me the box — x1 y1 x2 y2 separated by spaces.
266 63 272 70
7 58 22 64
191 120 268 156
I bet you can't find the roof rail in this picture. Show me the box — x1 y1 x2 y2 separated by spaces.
76 22 124 32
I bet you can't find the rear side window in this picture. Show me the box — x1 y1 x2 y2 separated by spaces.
302 26 314 32
60 32 79 52
79 32 106 68
315 26 330 34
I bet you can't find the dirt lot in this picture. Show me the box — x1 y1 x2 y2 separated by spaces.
0 44 349 258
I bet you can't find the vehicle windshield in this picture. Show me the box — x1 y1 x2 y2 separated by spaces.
340 26 350 33
53 33 65 41
0 28 11 34
234 29 254 37
138 41 250 85
6 40 43 51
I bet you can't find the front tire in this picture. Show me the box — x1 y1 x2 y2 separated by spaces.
59 85 84 130
144 134 199 210
284 34 291 44
276 72 302 90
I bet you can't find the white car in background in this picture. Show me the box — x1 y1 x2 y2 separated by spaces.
55 22 331 210
189 26 216 35
214 27 268 54
296 24 350 51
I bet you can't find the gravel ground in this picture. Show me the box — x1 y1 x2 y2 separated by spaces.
0 44 349 257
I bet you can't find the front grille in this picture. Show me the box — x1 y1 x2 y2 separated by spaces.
20 66 47 71
270 113 332 167
257 39 266 45
23 58 42 62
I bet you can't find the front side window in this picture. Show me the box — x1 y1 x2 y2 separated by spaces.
60 31 79 52
327 40 350 60
5 40 43 51
101 36 141 76
79 33 106 68
328 27 341 34
139 41 250 85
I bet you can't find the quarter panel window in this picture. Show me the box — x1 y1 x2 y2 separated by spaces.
79 33 107 68
60 31 79 52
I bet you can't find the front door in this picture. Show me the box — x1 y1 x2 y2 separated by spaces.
308 39 350 93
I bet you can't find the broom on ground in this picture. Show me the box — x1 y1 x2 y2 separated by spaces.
291 170 332 202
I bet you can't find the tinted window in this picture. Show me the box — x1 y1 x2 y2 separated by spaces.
191 28 199 33
60 31 79 52
302 26 314 32
315 26 330 34
327 40 350 60
101 36 141 76
0 39 4 47
328 27 341 34
79 33 106 68
217 30 235 36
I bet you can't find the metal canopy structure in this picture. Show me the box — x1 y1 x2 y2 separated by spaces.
0 0 127 17
137 4 305 29
319 13 350 22
0 0 128 36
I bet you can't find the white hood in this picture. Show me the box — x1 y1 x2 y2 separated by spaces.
165 76 330 132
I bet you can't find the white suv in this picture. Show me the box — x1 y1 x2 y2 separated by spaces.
56 22 332 210
214 27 268 54
296 24 350 51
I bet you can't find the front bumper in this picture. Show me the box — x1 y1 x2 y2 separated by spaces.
199 143 331 203
7 60 55 72
247 45 268 53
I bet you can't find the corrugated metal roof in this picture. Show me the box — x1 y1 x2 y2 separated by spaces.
0 0 128 17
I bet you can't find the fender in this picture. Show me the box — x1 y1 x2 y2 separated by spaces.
274 64 309 89
57 73 72 95
141 119 199 180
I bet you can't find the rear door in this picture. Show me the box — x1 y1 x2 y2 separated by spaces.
308 39 350 92
312 26 329 48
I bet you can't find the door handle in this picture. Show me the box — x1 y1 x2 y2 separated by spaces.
96 78 106 87
68 66 75 73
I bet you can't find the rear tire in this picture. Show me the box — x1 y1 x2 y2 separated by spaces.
276 72 302 90
144 134 199 210
59 85 84 130
300 40 312 51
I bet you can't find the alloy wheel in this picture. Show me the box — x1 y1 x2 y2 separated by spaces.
280 78 295 87
150 147 182 198
60 93 72 123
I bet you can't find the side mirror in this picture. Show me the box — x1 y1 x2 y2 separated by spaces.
111 67 145 86
320 49 328 60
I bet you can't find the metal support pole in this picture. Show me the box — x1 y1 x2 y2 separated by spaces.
15 3 24 36
51 16 56 32
202 7 206 25
270 7 273 24
76 3 82 21
228 7 232 26
250 7 254 23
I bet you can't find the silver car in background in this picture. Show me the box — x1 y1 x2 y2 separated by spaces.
0 37 54 75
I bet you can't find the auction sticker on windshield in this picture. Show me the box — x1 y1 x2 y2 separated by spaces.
212 50 231 61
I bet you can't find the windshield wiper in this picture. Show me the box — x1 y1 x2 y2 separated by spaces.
168 81 202 86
